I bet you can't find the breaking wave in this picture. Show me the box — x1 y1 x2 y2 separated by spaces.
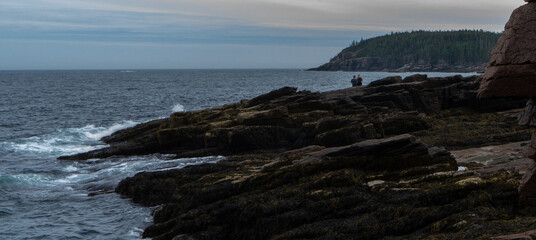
3 120 137 155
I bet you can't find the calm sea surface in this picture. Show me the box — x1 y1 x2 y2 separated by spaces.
0 69 477 239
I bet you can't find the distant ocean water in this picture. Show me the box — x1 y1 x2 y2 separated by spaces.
0 69 477 239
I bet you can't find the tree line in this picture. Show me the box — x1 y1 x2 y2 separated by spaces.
340 30 500 66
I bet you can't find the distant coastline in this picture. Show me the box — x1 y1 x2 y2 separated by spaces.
310 30 500 73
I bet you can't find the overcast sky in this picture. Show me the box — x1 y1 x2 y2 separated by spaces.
0 0 524 70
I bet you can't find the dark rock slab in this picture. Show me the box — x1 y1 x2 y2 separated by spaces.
116 134 529 240
491 230 536 240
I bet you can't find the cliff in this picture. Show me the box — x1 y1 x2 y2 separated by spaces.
310 30 500 72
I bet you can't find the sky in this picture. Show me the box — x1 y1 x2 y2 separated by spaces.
0 0 525 70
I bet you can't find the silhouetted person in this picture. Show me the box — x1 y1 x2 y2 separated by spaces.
357 74 363 86
350 75 358 87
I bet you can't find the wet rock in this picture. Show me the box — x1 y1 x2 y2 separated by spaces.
451 141 532 176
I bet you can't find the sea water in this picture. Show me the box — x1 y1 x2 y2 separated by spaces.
0 69 476 239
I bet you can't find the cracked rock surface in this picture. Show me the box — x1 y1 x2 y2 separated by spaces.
478 2 536 98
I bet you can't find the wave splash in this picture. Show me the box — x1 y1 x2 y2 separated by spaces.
0 155 224 191
83 121 137 140
3 120 138 155
172 103 185 113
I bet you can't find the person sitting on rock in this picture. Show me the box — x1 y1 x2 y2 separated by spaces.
357 74 363 86
351 76 358 87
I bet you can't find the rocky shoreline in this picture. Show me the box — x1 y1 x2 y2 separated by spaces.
59 74 536 239
59 74 527 161
309 57 487 73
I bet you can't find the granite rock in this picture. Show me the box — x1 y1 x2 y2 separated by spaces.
478 3 536 98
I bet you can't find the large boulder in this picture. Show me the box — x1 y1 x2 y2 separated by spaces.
478 1 536 208
477 2 536 98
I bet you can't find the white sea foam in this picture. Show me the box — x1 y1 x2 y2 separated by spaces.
145 156 225 172
62 165 79 173
0 172 77 187
11 173 54 186
83 121 137 140
53 178 72 184
10 141 99 155
128 227 144 237
5 120 137 155
172 103 185 113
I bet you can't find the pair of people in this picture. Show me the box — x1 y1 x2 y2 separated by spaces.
351 74 363 87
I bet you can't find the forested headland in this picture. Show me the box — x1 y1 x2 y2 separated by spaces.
310 30 500 72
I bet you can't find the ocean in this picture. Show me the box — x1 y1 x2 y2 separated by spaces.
0 69 477 239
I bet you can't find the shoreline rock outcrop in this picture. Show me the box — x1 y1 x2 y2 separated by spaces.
117 134 530 240
61 73 536 239
59 75 527 161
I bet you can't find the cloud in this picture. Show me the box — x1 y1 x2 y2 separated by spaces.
0 0 526 69
2 0 523 33
136 0 522 31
